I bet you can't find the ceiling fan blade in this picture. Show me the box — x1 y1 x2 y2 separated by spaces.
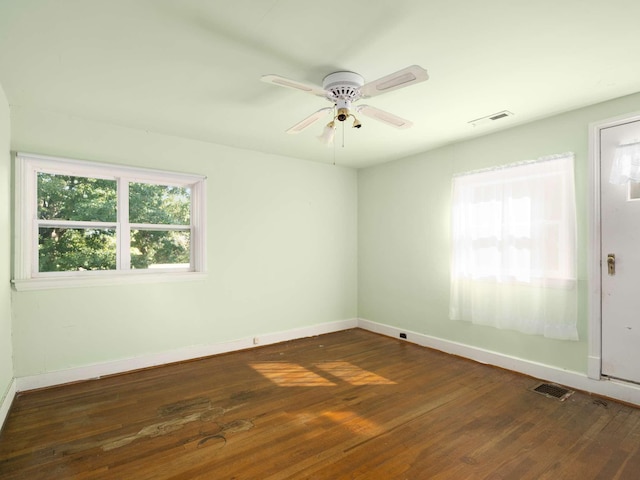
360 65 429 98
261 74 327 97
357 105 413 129
286 107 334 134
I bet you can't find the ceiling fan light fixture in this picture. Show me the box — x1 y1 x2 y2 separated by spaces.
318 121 336 145
352 117 362 129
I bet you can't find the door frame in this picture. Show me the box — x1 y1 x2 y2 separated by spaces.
588 111 640 380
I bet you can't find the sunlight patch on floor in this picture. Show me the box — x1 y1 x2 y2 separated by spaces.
250 363 337 387
249 361 395 387
315 362 396 385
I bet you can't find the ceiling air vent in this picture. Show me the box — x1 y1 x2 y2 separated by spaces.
468 110 514 127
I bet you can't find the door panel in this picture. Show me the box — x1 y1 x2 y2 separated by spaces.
601 120 640 383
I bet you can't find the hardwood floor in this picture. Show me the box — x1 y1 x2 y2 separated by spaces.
1 329 640 479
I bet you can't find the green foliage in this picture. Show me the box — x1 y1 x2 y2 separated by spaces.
128 183 191 269
38 173 117 221
129 183 190 225
130 230 190 269
39 228 116 272
37 173 192 272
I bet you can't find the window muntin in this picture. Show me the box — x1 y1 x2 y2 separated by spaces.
14 153 206 288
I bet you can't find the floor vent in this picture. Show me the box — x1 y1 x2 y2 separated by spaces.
531 383 574 401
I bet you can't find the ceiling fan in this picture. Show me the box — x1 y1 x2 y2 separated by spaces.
260 65 429 144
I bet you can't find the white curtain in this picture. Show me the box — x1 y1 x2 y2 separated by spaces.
610 141 640 184
449 153 578 340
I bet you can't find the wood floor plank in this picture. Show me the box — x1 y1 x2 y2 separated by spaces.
2 329 640 479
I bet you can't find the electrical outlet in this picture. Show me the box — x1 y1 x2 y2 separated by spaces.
253 337 260 345
399 333 407 339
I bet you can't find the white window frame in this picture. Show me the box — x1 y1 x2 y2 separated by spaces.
13 152 207 290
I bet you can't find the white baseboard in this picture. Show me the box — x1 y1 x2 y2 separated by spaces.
12 317 640 408
0 378 17 432
357 318 640 407
16 318 358 392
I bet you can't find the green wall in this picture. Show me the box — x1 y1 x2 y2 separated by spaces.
10 106 358 377
0 83 13 406
9 90 640 381
358 92 640 374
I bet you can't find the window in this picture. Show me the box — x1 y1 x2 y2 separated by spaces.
13 153 206 290
449 153 578 340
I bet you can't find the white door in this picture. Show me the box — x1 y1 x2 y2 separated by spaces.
601 119 640 384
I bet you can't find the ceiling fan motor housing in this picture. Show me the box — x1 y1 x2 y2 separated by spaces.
323 71 364 121
323 71 364 101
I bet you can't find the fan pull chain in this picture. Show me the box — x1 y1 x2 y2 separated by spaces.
333 130 336 165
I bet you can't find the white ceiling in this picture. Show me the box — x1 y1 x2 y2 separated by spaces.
1 0 640 168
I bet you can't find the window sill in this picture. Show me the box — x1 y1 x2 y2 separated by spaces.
11 271 208 291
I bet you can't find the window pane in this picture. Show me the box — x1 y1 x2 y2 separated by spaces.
38 227 116 272
129 183 190 225
130 229 191 269
37 173 117 222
